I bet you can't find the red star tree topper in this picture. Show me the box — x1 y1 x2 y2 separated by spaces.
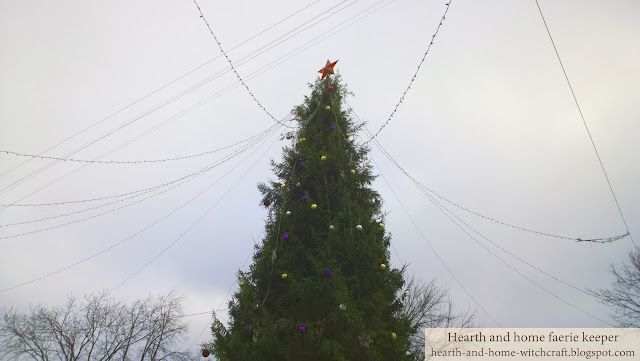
318 59 338 79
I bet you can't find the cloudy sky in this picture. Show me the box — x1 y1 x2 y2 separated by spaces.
1 0 639 355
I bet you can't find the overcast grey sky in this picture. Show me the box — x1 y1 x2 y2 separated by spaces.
1 0 639 356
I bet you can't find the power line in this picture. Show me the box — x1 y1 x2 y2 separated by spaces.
193 0 296 129
534 0 636 248
0 127 282 293
0 0 320 179
363 0 452 145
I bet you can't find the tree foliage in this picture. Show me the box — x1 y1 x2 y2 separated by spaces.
0 291 193 361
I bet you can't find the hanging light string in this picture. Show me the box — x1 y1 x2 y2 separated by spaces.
362 0 452 145
534 0 635 248
365 129 612 326
0 124 283 165
0 126 283 293
0 126 280 230
193 0 296 129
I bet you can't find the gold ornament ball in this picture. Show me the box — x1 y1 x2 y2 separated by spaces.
281 183 286 188
325 105 331 110
301 137 306 142
380 263 387 270
282 273 288 279
311 204 318 210
339 93 344 98
239 281 245 286
346 132 351 138
350 169 356 175
379 223 384 229
391 332 397 340
321 155 327 161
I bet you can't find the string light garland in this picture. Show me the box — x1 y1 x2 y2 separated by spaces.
193 0 296 129
363 0 452 145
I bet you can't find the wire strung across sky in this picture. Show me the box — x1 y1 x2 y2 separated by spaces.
362 0 452 145
192 0 296 129
534 0 636 249
0 126 283 293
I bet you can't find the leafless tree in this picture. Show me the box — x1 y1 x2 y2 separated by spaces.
591 248 640 327
0 291 196 361
400 274 477 361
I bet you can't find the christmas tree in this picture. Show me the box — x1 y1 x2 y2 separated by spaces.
206 65 413 360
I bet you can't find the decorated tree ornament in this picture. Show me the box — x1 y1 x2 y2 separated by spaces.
202 349 210 357
350 169 356 174
311 204 318 209
331 125 336 130
356 224 363 231
301 137 306 142
380 263 387 270
231 309 237 316
329 225 335 230
326 269 332 276
281 183 286 188
379 223 384 229
325 105 331 110
286 210 291 216
239 281 245 286
296 182 301 186
256 251 261 256
263 200 270 207
339 304 347 311
346 132 351 138
339 93 344 98
299 325 306 332
283 234 289 240
318 59 338 79
328 85 334 91
299 162 304 167
321 155 327 161
282 273 288 279
391 332 397 340
302 195 307 201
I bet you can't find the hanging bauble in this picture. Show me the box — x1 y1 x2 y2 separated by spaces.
301 137 306 142
379 223 384 229
283 234 289 240
339 93 344 98
296 182 301 186
328 85 334 91
329 225 335 230
202 349 210 357
380 263 387 270
299 162 304 167
339 304 346 311
321 155 327 161
239 281 245 286
391 332 397 340
231 309 237 316
263 200 270 207
282 273 288 279
331 126 336 130
325 105 331 110
356 225 363 231
281 183 286 189
302 195 307 201
297 110 301 116
299 325 306 333
286 210 291 216
350 169 356 174
256 251 261 256
311 204 318 209
326 269 332 276
346 132 351 138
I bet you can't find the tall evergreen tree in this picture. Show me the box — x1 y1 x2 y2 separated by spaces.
206 72 412 360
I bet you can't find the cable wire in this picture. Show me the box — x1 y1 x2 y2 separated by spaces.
534 0 636 248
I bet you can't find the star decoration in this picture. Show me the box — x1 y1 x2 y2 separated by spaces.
318 59 338 79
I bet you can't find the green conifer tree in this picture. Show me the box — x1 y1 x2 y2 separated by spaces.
206 74 412 360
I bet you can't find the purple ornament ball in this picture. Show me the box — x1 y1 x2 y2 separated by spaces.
299 325 306 332
331 126 336 130
300 162 304 167
326 270 332 276
302 196 307 201
283 234 289 240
